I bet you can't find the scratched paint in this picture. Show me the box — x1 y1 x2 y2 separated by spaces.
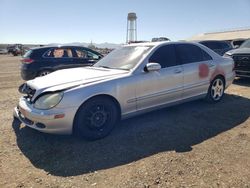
199 63 209 78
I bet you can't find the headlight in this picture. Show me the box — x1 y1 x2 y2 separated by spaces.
223 52 232 58
34 92 63 110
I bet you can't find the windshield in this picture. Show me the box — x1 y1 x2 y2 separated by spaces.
93 46 152 70
240 39 250 48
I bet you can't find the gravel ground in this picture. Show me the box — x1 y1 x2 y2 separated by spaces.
0 55 249 188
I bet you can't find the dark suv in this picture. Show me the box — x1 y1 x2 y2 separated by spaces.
21 45 103 80
199 40 232 56
224 39 250 78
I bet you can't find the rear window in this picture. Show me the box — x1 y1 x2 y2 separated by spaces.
23 50 33 58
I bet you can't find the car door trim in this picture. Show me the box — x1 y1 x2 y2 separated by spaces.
183 80 209 91
127 86 183 103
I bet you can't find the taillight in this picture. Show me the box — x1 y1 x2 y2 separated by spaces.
21 58 34 64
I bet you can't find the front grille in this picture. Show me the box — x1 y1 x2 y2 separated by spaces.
19 83 36 101
232 54 250 70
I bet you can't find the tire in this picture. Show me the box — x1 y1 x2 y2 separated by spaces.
206 76 225 103
38 70 51 77
73 97 119 140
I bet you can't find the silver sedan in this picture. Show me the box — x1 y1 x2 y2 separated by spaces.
14 41 235 140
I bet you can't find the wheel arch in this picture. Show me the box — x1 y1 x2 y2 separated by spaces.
73 94 122 123
37 68 54 77
211 74 225 85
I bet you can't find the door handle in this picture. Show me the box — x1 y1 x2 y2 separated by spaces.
174 69 182 74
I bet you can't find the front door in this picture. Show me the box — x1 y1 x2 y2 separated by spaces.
135 44 183 111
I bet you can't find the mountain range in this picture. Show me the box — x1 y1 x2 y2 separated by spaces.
48 42 123 49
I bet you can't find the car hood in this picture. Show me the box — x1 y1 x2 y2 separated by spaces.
27 67 129 93
226 47 250 55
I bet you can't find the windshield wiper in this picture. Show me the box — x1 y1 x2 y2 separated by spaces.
94 65 129 71
97 66 112 69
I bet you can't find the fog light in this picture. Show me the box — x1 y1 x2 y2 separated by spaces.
36 123 46 129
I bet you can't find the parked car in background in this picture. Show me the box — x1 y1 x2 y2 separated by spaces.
7 44 23 56
0 49 8 54
231 38 246 48
15 41 235 140
152 37 170 42
199 40 233 56
20 45 103 80
224 39 250 78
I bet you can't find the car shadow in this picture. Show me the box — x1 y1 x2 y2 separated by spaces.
233 77 250 87
12 94 250 177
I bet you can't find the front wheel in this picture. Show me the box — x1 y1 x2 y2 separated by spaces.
206 77 225 103
73 97 119 140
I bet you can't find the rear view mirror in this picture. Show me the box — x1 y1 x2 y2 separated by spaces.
144 62 161 72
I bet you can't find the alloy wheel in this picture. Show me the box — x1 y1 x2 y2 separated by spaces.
211 78 224 101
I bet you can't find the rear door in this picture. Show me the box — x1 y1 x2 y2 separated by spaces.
176 43 215 99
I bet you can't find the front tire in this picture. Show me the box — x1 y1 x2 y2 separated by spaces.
206 77 225 103
73 97 119 140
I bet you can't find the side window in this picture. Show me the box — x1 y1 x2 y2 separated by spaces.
87 51 100 60
43 49 54 57
74 48 87 58
43 48 73 58
176 44 211 64
202 49 213 61
149 44 177 68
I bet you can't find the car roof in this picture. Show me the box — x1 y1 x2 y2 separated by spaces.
124 41 204 47
30 45 93 50
196 40 230 43
29 45 102 55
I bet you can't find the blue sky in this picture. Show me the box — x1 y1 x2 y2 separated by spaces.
0 0 250 44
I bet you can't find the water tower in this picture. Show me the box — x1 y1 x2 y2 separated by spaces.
126 12 137 43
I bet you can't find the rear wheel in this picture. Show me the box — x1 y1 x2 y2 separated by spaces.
74 97 119 140
206 77 225 103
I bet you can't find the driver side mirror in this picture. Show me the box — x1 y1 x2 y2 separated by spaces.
144 62 161 72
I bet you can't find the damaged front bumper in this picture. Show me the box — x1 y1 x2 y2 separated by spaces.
14 97 76 135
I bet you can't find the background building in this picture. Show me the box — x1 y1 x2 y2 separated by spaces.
188 28 250 41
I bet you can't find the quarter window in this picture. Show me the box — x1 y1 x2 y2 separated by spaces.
149 44 177 68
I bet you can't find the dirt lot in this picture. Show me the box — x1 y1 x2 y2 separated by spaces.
0 55 249 188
